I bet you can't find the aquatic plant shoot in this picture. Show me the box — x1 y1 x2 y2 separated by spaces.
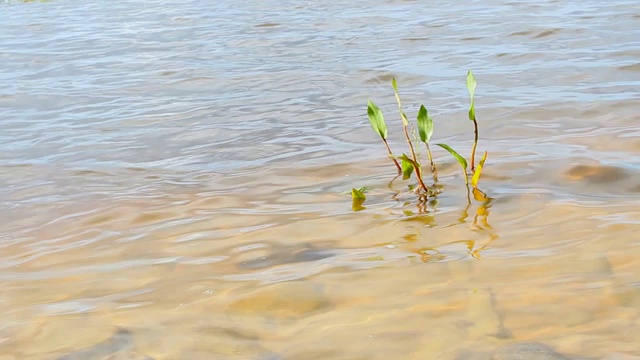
367 100 402 175
351 187 367 211
391 79 428 193
467 70 479 171
436 143 469 185
417 104 437 182
356 71 490 210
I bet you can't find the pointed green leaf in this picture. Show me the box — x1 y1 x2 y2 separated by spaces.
351 188 366 211
466 71 476 99
351 187 366 200
401 157 414 180
436 143 467 170
468 102 476 122
367 100 388 139
436 143 469 185
343 186 371 195
391 78 409 126
466 70 477 121
397 153 421 171
416 105 434 143
399 111 409 126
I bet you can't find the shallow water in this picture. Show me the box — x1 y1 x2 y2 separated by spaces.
1 0 639 359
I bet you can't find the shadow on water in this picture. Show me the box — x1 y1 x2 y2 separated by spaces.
55 328 151 360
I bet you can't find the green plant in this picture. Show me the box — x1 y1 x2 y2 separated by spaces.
466 70 479 171
417 105 437 182
351 187 367 211
391 79 428 193
358 71 489 209
367 100 402 175
436 143 468 185
401 154 414 180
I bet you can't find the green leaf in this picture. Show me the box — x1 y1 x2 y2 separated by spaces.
367 100 388 139
468 102 476 122
351 187 367 200
391 78 409 126
436 143 467 170
399 110 409 126
351 188 367 211
416 105 434 143
343 186 371 195
397 153 421 171
401 157 414 180
436 143 469 185
466 71 477 99
466 70 477 121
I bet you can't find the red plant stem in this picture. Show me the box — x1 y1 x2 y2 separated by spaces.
382 138 402 175
403 126 428 193
470 119 479 172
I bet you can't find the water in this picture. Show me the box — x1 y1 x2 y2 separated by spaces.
1 0 639 358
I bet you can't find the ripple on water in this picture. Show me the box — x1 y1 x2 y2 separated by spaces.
1 0 640 359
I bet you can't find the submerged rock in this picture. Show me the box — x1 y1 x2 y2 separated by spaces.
227 281 332 318
178 325 278 360
56 328 154 360
492 342 569 360
237 243 335 270
564 164 630 185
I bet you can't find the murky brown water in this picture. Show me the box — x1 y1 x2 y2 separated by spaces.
1 0 639 359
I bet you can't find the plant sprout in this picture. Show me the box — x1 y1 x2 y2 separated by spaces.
436 143 468 185
416 105 437 182
367 100 402 175
471 151 488 190
351 187 367 211
357 71 490 212
466 70 479 171
471 151 489 201
401 156 414 180
391 78 428 193
397 154 428 192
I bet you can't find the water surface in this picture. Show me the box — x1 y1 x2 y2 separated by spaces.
1 0 639 359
